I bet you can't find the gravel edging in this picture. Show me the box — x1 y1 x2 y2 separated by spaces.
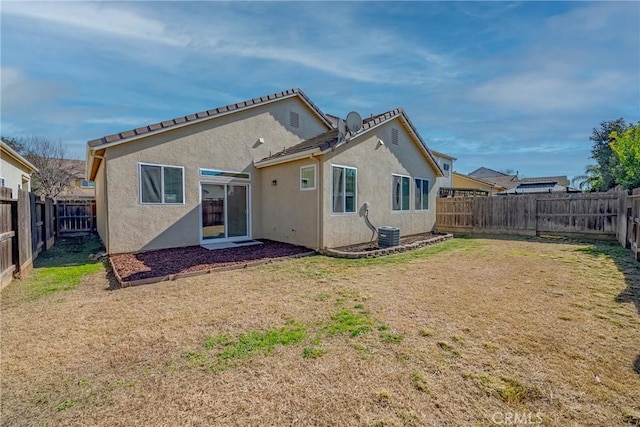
322 233 454 259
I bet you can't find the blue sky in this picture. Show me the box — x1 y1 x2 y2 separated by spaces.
1 1 638 180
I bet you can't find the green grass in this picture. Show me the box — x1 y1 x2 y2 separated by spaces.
379 331 404 344
10 236 104 300
322 309 374 337
207 323 307 365
410 372 428 392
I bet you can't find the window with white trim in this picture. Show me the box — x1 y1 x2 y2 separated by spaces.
81 180 96 188
139 163 184 204
443 163 450 177
392 174 410 211
300 165 316 190
0 177 5 187
415 178 430 210
332 165 356 213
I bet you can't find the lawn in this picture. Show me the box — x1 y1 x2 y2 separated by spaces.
1 236 639 426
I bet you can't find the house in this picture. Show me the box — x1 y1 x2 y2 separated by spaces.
430 150 456 189
468 167 574 194
446 171 506 196
57 159 95 200
499 179 579 194
468 167 520 190
0 139 37 195
86 88 444 254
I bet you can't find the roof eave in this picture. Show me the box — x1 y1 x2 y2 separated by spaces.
254 148 321 169
0 141 38 173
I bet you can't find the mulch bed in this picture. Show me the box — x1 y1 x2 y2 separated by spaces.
110 240 312 284
334 232 441 253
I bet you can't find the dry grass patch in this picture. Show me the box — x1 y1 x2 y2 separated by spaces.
1 236 639 426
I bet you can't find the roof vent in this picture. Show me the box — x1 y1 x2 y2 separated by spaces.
290 111 300 128
391 128 399 145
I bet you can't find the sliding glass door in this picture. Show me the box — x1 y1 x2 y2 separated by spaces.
201 183 249 241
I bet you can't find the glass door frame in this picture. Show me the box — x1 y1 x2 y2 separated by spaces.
199 181 251 244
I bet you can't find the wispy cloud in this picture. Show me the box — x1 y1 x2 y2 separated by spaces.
1 2 189 47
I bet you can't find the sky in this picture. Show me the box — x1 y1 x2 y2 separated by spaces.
1 1 638 181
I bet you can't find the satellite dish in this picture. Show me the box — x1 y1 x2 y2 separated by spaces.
345 111 363 133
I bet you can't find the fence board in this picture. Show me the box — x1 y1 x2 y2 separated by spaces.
56 201 96 235
436 192 624 239
0 187 15 288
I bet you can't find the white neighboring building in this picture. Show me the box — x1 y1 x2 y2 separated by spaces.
430 150 456 189
0 140 38 196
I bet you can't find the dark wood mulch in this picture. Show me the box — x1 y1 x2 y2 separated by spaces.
110 240 312 282
334 232 442 253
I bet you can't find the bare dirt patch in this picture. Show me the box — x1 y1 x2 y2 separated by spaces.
1 237 639 426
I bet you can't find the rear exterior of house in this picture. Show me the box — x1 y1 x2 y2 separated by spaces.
87 89 444 254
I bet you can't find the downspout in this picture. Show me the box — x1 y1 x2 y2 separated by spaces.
315 154 323 251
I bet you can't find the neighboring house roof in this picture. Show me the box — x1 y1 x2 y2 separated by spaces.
452 171 506 191
0 140 38 173
500 182 580 194
520 176 570 187
475 174 520 190
468 167 507 178
254 108 444 177
430 149 457 161
87 88 334 180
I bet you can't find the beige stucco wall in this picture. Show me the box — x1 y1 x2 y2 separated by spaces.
101 97 329 253
260 158 319 248
95 161 109 250
320 119 440 248
0 154 31 195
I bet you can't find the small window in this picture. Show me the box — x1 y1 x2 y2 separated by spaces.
0 177 5 187
300 165 316 190
81 180 96 188
415 178 430 210
443 163 450 177
391 128 399 145
139 163 184 204
332 165 357 213
392 174 410 211
290 111 300 128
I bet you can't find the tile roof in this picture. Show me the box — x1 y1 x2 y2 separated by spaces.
258 129 339 162
88 88 331 148
257 108 443 178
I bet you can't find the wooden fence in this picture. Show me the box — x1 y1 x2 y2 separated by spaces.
57 200 96 236
436 192 623 239
620 188 640 261
0 187 96 288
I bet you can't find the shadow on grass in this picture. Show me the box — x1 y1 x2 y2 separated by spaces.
35 234 104 268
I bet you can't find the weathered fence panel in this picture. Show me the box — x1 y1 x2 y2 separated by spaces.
57 201 96 235
0 187 16 288
624 188 640 261
436 192 625 240
16 189 33 277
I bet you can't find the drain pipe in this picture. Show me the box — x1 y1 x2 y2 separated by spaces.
361 202 378 242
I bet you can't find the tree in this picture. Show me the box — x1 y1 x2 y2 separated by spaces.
1 136 25 153
589 118 630 191
572 165 602 192
610 122 640 190
13 137 81 200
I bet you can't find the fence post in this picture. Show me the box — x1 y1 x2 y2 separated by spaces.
16 189 33 277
